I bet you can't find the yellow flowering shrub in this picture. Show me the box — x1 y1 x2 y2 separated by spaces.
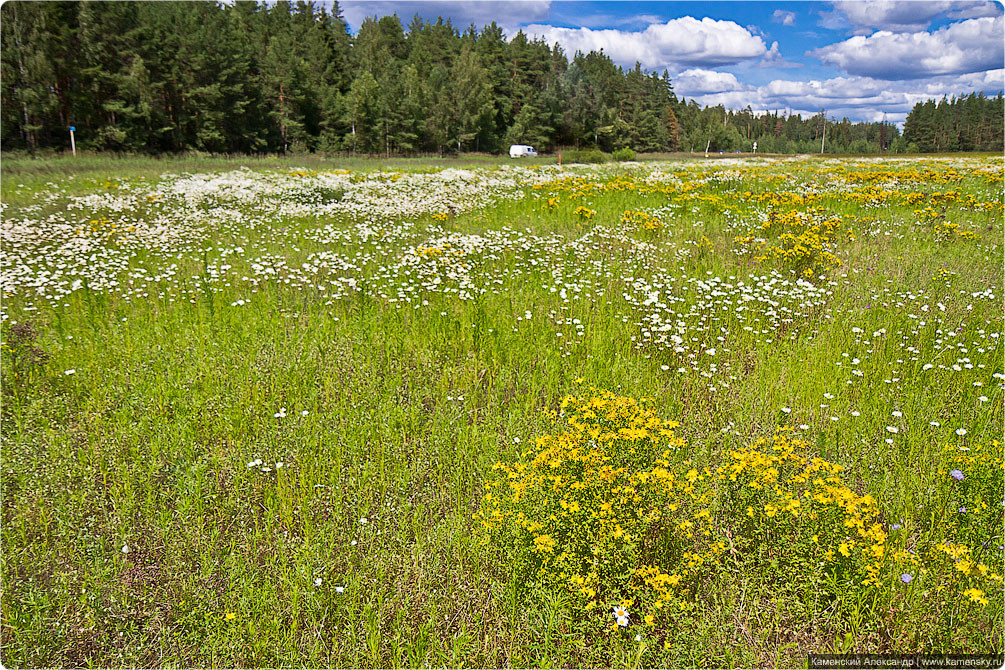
476 388 711 629
934 219 978 242
737 207 843 278
621 210 663 231
717 430 892 591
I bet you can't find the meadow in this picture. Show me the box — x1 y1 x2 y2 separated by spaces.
1 153 1002 668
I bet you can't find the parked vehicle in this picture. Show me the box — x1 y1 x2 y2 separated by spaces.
509 144 537 158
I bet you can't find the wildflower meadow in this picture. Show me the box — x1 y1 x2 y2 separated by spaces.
1 153 1002 667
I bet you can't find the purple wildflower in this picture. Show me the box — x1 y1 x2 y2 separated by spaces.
950 469 964 481
901 573 913 584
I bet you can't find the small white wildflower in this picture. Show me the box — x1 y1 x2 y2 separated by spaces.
956 428 967 436
613 606 630 627
64 369 76 375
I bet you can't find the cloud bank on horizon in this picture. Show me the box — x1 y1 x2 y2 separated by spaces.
339 0 1004 124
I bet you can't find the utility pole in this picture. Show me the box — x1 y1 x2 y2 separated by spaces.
820 110 826 154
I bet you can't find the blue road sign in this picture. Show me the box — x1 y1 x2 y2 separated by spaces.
69 126 75 131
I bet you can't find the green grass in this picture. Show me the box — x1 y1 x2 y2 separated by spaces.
1 155 1002 667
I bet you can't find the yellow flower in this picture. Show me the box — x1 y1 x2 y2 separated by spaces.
963 588 989 606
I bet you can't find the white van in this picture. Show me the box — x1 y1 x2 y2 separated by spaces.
509 144 537 158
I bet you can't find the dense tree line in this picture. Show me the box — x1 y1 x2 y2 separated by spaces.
10 0 989 157
902 93 1004 153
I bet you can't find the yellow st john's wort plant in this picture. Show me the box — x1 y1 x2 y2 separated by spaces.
475 388 713 631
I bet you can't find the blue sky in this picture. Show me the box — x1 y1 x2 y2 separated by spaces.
338 0 1005 124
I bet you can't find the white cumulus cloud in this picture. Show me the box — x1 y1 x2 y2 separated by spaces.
830 0 1000 33
523 16 767 69
812 15 1005 78
772 9 797 26
674 69 747 95
677 69 1004 123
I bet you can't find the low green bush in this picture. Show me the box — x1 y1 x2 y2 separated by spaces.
612 147 636 161
563 149 608 164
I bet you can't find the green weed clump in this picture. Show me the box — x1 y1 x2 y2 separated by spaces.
612 148 637 162
563 149 609 164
